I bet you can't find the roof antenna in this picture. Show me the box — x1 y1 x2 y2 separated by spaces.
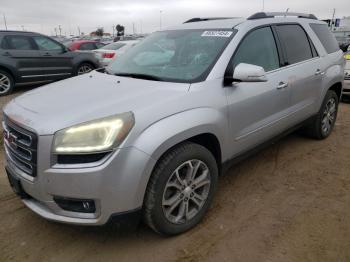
284 8 290 17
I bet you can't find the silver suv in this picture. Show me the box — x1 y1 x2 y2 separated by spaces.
3 12 345 235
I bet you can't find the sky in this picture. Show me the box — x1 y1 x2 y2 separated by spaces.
1 0 350 36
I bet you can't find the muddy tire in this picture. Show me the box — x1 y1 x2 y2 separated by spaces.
304 90 339 139
143 142 218 236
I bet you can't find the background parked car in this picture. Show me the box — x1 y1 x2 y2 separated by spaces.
344 52 350 98
0 31 100 96
65 40 105 51
93 40 139 66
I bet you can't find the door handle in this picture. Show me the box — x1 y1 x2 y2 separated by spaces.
2 52 11 57
43 52 52 57
315 69 325 76
277 82 288 90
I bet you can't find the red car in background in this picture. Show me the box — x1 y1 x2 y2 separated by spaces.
66 40 105 51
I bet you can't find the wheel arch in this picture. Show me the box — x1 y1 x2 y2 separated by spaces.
131 108 228 205
74 61 97 75
0 65 15 81
328 82 342 101
131 108 228 167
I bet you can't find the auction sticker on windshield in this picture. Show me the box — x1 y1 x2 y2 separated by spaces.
201 31 233 37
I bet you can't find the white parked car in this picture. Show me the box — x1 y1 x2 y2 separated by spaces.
94 40 139 66
344 52 350 97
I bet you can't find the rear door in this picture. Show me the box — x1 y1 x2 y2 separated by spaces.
32 35 74 80
226 26 292 156
273 24 322 123
1 34 43 82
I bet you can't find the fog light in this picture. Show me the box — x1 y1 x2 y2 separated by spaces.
54 197 96 213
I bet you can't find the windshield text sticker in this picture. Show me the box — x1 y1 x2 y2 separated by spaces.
201 31 233 37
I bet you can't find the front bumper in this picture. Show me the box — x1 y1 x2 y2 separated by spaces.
345 70 350 81
5 134 155 225
343 78 350 96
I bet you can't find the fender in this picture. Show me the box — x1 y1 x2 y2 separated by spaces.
0 63 18 81
129 107 229 206
131 107 229 164
316 54 344 111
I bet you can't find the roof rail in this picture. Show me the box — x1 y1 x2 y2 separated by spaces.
184 17 236 24
248 12 318 20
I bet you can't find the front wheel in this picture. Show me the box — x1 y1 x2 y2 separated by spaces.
143 142 218 236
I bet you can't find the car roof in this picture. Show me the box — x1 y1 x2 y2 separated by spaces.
164 12 325 31
167 18 246 30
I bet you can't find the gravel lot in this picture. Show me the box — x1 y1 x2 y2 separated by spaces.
0 82 350 262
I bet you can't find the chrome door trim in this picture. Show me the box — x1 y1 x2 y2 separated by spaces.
21 73 72 78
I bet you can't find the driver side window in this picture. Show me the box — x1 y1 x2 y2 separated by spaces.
232 27 280 72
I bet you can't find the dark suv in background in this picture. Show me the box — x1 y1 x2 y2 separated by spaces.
0 31 100 96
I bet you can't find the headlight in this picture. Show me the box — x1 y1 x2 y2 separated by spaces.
53 112 134 154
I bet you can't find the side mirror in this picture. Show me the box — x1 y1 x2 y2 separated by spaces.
225 63 267 84
60 45 69 53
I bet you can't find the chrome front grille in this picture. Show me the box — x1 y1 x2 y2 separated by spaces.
3 117 38 177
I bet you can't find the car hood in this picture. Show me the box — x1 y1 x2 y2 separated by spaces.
4 71 191 135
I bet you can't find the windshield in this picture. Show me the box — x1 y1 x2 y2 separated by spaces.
107 29 236 83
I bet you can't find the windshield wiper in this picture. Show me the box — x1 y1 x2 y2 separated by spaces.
114 73 164 81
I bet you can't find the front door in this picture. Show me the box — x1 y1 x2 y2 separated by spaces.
32 35 74 80
225 26 291 157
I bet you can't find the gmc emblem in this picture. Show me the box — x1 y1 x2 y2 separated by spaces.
3 130 16 145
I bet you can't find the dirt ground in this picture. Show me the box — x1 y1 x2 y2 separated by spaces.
0 84 350 262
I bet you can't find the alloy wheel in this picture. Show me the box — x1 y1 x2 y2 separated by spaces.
321 97 336 136
78 65 93 75
0 73 11 94
162 159 211 224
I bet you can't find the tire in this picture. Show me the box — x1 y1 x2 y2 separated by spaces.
143 142 218 236
342 94 350 103
76 63 94 75
0 70 14 96
304 90 339 139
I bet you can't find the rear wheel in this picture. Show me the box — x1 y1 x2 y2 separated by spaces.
304 90 339 139
0 70 14 96
143 142 218 236
77 63 94 75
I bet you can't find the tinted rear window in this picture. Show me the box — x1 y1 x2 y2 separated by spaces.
2 36 35 50
276 24 313 65
310 24 339 54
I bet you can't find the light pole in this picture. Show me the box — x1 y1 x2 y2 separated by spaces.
3 13 7 30
159 10 162 30
331 8 336 31
262 0 265 11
